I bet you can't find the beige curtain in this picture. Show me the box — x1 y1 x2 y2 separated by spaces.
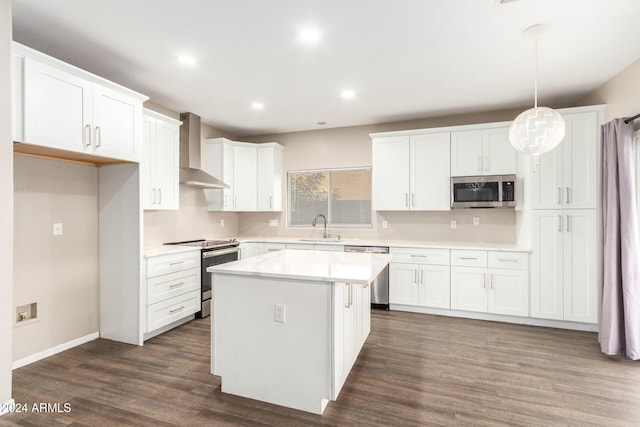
599 118 640 360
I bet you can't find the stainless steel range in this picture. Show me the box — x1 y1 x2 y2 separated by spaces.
164 239 240 318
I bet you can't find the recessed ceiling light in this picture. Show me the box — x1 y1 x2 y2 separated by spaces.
341 89 356 99
177 55 196 65
299 28 321 43
251 102 264 110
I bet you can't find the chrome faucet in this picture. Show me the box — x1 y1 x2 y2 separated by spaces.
312 214 328 238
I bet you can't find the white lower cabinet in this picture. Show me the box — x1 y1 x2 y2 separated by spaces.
531 209 597 323
389 248 450 309
333 281 370 396
450 250 529 317
145 250 201 334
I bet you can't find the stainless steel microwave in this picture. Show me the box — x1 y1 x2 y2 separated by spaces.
450 175 516 208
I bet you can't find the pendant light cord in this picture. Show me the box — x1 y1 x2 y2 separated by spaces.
534 39 538 109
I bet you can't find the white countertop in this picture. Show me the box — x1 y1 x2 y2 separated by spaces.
236 237 531 252
144 245 201 257
208 249 392 285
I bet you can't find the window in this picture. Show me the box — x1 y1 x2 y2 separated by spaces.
288 168 372 227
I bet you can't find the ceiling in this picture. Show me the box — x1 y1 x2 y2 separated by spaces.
11 0 640 137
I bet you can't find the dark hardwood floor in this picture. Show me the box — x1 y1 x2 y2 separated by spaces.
2 311 639 426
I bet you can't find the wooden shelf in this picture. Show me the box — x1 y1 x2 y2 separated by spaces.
13 142 131 167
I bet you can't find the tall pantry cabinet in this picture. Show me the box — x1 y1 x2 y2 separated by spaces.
530 107 603 324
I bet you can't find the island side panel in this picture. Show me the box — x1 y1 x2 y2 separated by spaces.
212 273 333 415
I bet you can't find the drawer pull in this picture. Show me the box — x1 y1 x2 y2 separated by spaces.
497 258 518 262
170 306 185 314
169 282 185 289
169 260 185 266
460 257 478 260
410 254 426 258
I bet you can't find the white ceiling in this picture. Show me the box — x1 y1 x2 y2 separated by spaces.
11 0 640 137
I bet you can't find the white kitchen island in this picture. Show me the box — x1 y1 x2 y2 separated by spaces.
207 249 391 414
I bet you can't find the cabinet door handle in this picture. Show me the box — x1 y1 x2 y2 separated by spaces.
95 126 102 147
410 254 426 258
558 215 562 232
497 258 518 263
169 281 185 289
566 214 570 232
411 193 415 207
420 270 424 284
460 257 478 260
405 193 409 207
477 157 482 172
483 273 487 289
489 274 493 290
84 124 92 147
269 196 273 209
414 269 418 284
557 187 562 204
169 260 184 266
484 156 490 172
566 187 570 204
169 305 185 314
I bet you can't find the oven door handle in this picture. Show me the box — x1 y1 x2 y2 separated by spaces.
203 247 240 259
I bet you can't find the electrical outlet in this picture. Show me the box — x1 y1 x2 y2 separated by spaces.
269 219 279 227
274 303 286 323
53 223 63 236
220 219 225 227
382 220 388 229
473 216 480 226
450 220 457 229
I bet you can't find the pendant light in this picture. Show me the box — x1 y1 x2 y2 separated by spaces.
509 24 565 156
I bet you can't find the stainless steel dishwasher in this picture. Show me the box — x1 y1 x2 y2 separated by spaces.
344 245 390 310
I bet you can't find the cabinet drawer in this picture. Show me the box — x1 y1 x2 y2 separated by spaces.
146 290 200 333
286 243 314 250
488 251 529 270
146 250 200 278
451 250 487 267
147 268 200 305
390 247 449 265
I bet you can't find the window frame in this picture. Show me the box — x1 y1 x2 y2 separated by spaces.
287 166 373 229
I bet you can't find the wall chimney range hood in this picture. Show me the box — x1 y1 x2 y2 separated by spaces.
179 112 229 189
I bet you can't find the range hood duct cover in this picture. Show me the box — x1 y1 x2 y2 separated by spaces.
179 112 229 189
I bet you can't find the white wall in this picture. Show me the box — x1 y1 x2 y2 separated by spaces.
0 0 13 411
13 156 99 361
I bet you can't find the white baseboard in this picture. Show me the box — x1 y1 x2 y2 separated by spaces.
389 305 599 332
143 315 194 342
1 399 15 416
12 332 99 370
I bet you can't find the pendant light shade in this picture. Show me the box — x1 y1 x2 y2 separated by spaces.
509 24 565 156
509 106 565 156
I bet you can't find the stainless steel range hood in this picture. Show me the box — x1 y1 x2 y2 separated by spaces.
179 112 229 189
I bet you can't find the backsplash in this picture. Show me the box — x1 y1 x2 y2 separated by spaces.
237 208 517 244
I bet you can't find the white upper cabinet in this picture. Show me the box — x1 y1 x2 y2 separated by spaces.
532 111 598 209
373 133 450 211
206 138 235 211
372 136 411 210
257 144 284 211
13 43 147 163
205 138 283 212
411 133 451 210
142 110 181 210
450 126 516 176
22 57 92 152
233 144 257 211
